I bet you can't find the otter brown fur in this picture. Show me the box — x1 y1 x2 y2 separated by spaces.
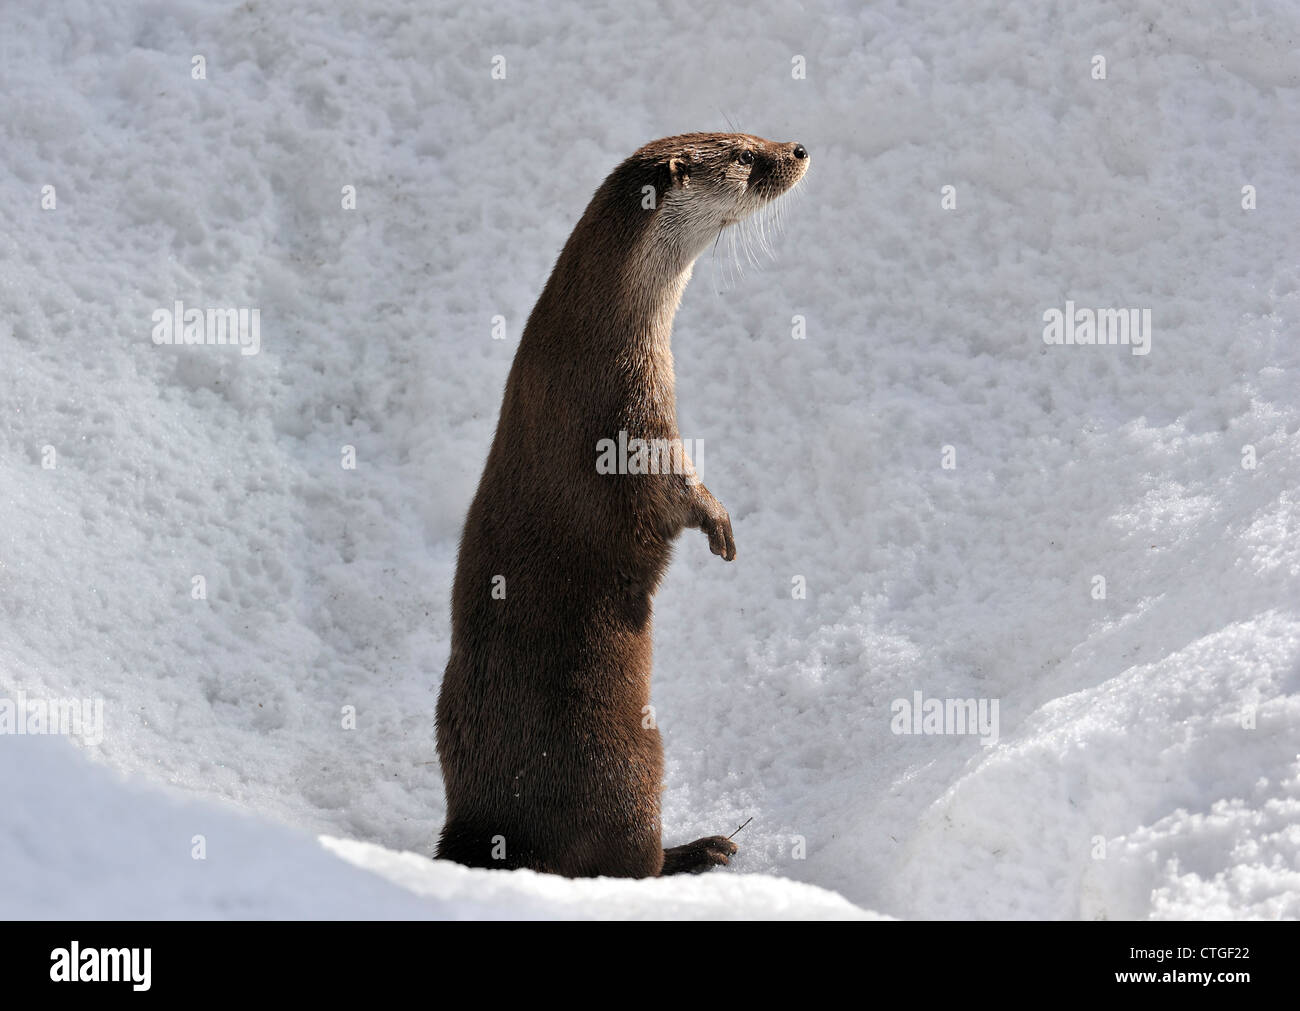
435 132 809 877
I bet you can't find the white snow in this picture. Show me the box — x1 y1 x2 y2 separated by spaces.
3 735 865 919
0 0 1296 919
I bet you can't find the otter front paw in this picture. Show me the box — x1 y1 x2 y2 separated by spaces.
699 504 736 562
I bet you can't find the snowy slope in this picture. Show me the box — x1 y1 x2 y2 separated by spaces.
1 735 869 919
0 0 1297 919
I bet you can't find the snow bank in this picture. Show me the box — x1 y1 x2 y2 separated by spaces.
0 0 1296 918
0 736 871 919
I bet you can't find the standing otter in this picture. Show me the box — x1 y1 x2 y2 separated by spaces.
435 132 809 877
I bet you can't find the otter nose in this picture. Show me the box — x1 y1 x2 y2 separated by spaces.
792 144 808 159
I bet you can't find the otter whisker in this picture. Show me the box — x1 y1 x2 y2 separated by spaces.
741 216 764 268
759 213 774 257
712 226 733 293
744 220 763 267
728 224 747 283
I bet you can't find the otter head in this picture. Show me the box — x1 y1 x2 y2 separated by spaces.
648 132 809 268
585 132 808 284
665 133 808 223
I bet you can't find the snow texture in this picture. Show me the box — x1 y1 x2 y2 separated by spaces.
0 0 1296 919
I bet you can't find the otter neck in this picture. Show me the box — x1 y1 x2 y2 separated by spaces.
532 214 701 368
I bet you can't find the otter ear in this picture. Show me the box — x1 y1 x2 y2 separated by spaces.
668 156 690 187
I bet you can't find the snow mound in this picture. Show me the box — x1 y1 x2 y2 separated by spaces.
1 736 875 920
1 0 1297 918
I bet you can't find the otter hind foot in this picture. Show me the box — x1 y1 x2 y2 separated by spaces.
661 835 738 875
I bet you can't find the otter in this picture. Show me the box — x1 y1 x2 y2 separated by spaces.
435 132 809 877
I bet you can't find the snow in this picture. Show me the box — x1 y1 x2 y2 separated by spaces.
2 735 866 919
1 0 1297 919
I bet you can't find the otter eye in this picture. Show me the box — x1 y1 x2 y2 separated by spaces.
737 149 754 166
